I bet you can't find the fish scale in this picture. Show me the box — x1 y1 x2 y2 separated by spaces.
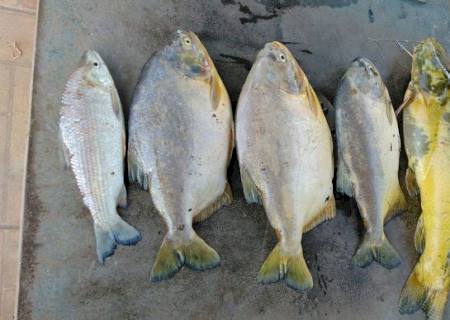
60 50 140 263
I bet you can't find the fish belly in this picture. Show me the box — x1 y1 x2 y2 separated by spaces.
337 102 400 232
239 96 332 247
405 98 450 288
142 81 230 235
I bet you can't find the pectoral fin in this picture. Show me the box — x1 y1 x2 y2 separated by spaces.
414 214 425 254
395 86 415 116
210 71 227 111
303 194 336 233
305 83 320 117
240 168 262 205
58 127 71 169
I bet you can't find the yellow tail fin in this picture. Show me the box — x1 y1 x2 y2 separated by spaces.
399 264 449 320
151 232 220 282
257 243 313 291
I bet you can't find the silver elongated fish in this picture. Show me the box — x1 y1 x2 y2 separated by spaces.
60 50 141 263
335 57 406 269
128 30 233 281
236 42 335 291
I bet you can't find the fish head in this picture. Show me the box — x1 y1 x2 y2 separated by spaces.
411 37 450 99
344 57 385 98
80 50 114 88
164 30 212 80
255 41 304 95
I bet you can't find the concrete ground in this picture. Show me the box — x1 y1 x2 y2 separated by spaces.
19 0 450 319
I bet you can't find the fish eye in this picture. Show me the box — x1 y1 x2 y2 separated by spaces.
184 37 192 46
93 61 99 68
279 53 286 62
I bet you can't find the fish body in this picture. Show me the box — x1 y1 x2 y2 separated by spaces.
236 42 335 291
335 57 406 269
59 51 141 263
399 38 450 320
128 31 233 281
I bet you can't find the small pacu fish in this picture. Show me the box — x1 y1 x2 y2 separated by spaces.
59 51 141 263
236 42 335 291
128 30 234 281
399 38 450 320
335 57 406 269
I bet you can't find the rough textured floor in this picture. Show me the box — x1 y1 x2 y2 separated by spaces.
20 0 450 319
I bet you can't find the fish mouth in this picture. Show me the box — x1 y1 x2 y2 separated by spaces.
261 41 289 57
348 56 380 79
80 50 104 67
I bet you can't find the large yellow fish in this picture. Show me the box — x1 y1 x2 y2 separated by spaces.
399 38 450 320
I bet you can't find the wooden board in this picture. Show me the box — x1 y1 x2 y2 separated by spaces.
0 1 38 319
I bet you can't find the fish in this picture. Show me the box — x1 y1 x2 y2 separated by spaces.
334 57 406 269
399 38 450 320
235 41 335 291
127 30 234 281
59 50 141 263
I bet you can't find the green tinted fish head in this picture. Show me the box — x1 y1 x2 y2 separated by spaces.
344 57 384 98
411 37 450 101
255 41 304 96
80 50 114 88
164 30 211 80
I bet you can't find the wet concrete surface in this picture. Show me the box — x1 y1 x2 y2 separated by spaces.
19 0 450 319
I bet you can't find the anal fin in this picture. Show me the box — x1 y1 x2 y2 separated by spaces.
194 182 233 223
303 194 336 233
118 184 128 209
384 185 407 223
128 149 150 191
241 168 262 204
406 167 419 198
336 157 353 197
415 214 425 254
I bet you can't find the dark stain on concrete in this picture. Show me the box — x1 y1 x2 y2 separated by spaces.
219 54 253 71
255 0 358 11
398 3 407 19
368 8 375 23
18 150 43 319
281 41 301 45
238 2 279 24
301 49 313 55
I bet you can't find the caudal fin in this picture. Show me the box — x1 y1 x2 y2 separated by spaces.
94 218 141 263
257 243 313 291
151 232 220 282
352 234 401 269
399 265 449 320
